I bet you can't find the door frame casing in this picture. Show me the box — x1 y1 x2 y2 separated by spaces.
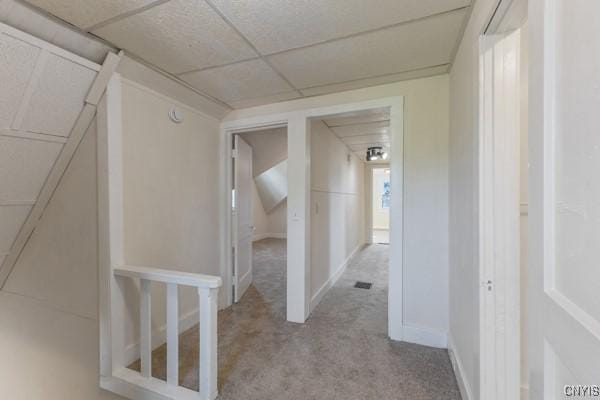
478 0 527 398
220 96 404 337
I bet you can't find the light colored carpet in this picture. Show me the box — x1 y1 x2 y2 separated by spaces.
130 239 461 399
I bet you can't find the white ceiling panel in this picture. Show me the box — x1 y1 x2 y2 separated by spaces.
93 0 257 74
330 122 389 137
300 64 449 97
341 134 390 145
210 0 470 55
180 59 295 102
324 110 389 127
21 53 96 136
0 205 30 252
23 0 157 29
268 9 466 88
348 142 390 152
0 32 40 129
0 136 62 200
228 91 301 109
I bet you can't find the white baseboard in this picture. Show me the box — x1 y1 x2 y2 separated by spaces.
236 269 252 300
309 243 365 312
402 324 447 349
252 232 286 241
447 334 474 400
124 307 199 366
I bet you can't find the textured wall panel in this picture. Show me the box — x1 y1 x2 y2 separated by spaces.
0 136 62 200
93 0 256 74
268 10 465 88
24 0 157 29
180 59 293 102
21 53 96 136
0 205 30 252
211 0 470 55
0 32 40 128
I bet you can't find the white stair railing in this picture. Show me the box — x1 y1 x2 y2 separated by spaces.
101 265 222 400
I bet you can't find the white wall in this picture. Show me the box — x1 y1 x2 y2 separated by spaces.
240 128 287 240
120 78 222 355
448 0 512 398
1 121 124 400
226 74 450 346
372 168 390 230
310 120 365 308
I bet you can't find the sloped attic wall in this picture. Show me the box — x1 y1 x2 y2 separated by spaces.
0 22 99 280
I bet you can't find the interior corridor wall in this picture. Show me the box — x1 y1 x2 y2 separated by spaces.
120 79 222 358
225 75 450 347
310 120 365 307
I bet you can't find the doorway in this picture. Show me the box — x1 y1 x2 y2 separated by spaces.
221 97 403 335
230 127 288 311
372 167 391 244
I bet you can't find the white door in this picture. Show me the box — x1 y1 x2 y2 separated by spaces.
233 135 253 302
529 1 600 398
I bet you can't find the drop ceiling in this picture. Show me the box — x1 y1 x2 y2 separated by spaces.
322 108 391 163
23 0 471 109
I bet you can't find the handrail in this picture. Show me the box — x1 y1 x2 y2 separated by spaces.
115 265 222 288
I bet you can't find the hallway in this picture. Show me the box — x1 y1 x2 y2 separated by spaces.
133 239 460 399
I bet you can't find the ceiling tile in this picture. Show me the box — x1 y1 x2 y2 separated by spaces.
21 53 96 136
300 64 449 97
23 0 157 29
228 91 302 109
210 0 470 55
330 122 390 137
0 136 62 200
93 0 257 74
324 112 389 127
0 205 30 252
268 9 466 88
180 59 295 103
348 142 390 152
341 134 390 145
0 32 40 129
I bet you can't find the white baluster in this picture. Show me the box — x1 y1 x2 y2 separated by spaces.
198 287 218 400
140 279 152 378
166 283 179 386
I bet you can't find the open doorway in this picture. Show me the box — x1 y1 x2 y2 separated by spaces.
372 167 391 244
230 127 288 317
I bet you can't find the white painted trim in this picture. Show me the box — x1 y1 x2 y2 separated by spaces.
448 335 474 400
236 269 252 301
310 243 365 312
115 265 222 288
0 129 68 143
252 232 287 241
123 307 201 366
403 325 447 349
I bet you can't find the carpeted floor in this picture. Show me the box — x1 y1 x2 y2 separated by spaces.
130 238 461 400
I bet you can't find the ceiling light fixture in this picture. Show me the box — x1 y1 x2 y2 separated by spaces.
366 146 387 161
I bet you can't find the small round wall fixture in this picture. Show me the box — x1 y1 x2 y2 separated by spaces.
168 107 184 123
366 146 388 161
